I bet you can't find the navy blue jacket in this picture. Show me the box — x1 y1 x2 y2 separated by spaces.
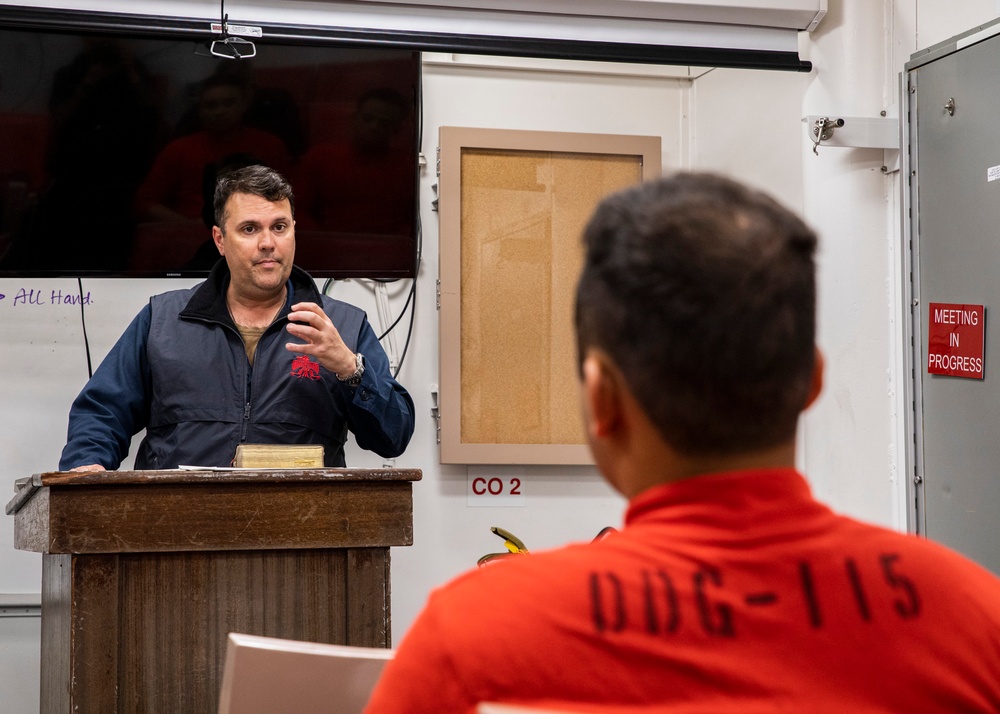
59 261 414 470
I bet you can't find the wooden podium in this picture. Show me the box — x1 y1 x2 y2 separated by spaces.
5 467 421 714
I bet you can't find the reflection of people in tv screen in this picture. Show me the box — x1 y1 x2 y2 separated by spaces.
295 88 414 236
135 72 291 225
130 70 292 271
3 37 160 271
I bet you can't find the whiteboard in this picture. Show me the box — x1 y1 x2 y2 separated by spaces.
0 277 199 593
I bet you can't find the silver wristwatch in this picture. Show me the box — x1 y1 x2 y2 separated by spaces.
339 352 365 386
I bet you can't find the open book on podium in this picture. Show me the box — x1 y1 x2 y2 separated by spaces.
233 444 324 468
218 632 393 714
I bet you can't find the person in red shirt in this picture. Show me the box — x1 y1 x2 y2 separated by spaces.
294 87 415 237
365 173 1000 713
136 73 290 224
131 73 290 270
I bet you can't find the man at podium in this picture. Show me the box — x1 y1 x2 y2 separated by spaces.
59 164 414 471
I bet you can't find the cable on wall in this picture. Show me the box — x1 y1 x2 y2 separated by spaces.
393 279 416 379
389 72 423 379
377 283 414 340
77 278 94 379
329 73 423 377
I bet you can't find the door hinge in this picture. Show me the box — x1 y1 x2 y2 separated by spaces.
436 279 441 310
430 385 441 444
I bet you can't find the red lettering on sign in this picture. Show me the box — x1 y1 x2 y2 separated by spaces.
471 476 520 497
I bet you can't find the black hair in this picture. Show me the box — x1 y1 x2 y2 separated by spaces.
213 164 295 230
575 172 818 454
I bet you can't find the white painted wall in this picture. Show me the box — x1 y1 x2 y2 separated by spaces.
797 0 904 527
914 0 1000 49
0 609 41 711
3 1 1000 712
382 57 686 642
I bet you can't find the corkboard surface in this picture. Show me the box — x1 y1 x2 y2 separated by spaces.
458 149 642 445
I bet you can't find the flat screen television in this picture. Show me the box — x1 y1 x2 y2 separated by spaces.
0 8 421 278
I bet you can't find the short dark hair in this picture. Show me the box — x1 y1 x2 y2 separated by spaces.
214 164 295 230
575 172 818 455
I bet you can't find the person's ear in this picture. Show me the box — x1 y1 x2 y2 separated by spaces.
582 352 624 440
212 226 226 256
804 347 824 410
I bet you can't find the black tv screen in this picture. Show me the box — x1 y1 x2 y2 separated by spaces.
0 10 420 278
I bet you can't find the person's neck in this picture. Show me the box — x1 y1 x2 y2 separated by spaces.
619 440 797 500
227 285 287 329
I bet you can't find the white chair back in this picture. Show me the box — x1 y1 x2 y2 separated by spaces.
218 632 393 714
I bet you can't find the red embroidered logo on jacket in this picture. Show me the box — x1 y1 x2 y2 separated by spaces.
290 356 321 381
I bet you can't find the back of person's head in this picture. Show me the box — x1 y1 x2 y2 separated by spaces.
575 172 818 455
214 164 295 229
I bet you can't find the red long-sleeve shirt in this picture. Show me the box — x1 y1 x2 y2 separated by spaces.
367 469 1000 713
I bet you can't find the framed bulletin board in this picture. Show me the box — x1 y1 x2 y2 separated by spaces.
438 127 662 464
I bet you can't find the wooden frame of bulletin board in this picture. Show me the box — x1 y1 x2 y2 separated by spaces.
437 127 662 464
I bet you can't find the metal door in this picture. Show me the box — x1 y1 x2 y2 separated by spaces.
907 22 1000 573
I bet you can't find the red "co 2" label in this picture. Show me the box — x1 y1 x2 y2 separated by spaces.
467 470 526 507
471 477 522 496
